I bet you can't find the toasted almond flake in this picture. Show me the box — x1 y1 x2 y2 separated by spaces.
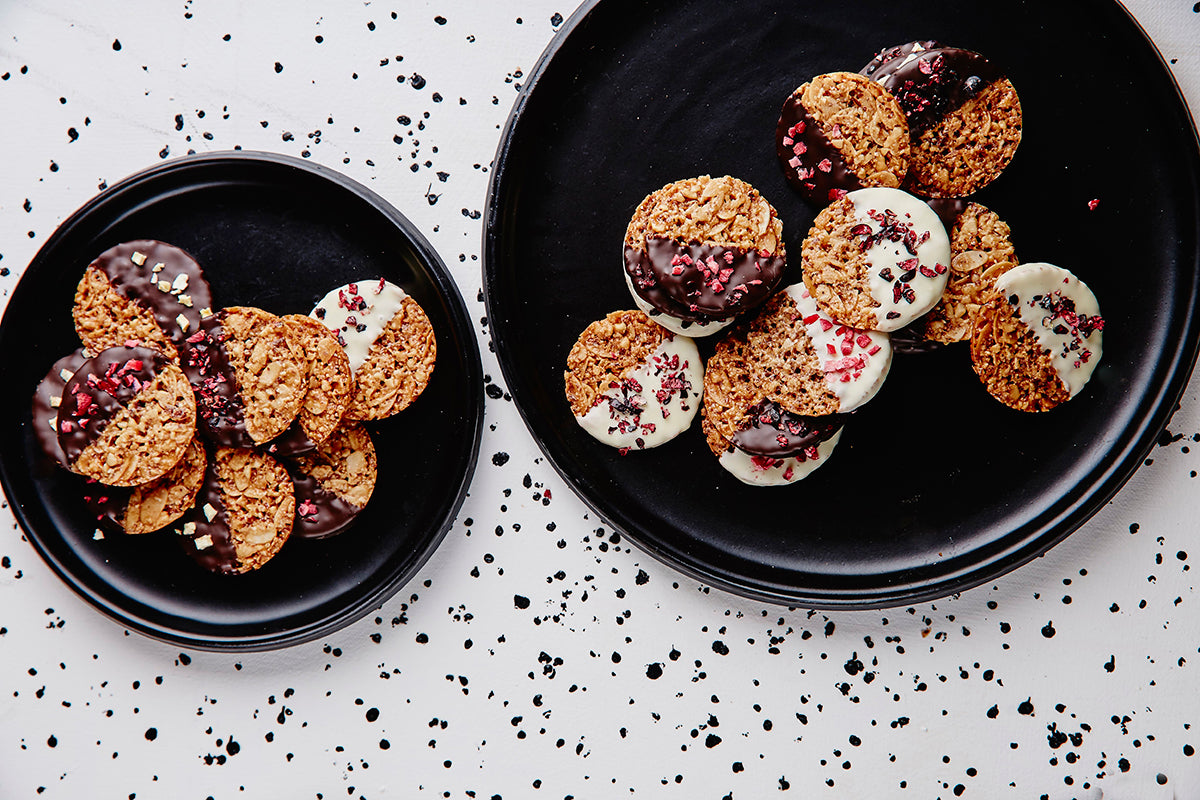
49 395 61 408
131 251 147 266
157 280 171 293
194 533 214 550
177 314 190 333
152 261 165 274
59 368 74 381
181 521 197 536
178 294 193 307
202 503 218 521
171 273 189 293
93 529 105 540
199 307 213 319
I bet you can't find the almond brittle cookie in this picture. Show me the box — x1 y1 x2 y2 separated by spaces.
775 71 910 206
288 423 377 539
970 263 1104 412
622 175 786 337
177 447 294 574
56 346 196 487
862 41 1022 198
181 306 307 447
312 279 437 421
83 438 207 535
72 240 214 359
801 187 950 332
564 310 702 450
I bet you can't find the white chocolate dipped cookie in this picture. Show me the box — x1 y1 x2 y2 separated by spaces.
802 186 950 332
970 262 1104 412
564 310 703 451
311 278 436 420
740 283 893 417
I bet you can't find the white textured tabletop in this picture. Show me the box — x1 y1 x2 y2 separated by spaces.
1 2 1199 798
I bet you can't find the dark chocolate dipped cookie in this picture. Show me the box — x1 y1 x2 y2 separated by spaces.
622 175 786 336
56 345 196 487
287 423 377 539
84 438 207 536
181 306 307 447
775 72 910 207
72 240 214 359
32 349 90 469
862 41 1022 198
176 447 294 574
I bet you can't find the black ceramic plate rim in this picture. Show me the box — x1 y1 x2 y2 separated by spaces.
1 150 484 650
482 0 1200 608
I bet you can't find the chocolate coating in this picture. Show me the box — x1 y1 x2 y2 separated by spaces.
89 239 214 348
179 451 240 574
775 92 864 205
623 238 785 323
264 421 319 458
861 42 1004 136
56 346 172 465
290 471 364 540
180 314 251 448
32 349 90 468
731 399 846 458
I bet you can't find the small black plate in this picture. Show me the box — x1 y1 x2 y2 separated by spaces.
1 151 483 649
483 0 1200 607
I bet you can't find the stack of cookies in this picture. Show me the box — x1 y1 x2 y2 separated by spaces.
564 40 1106 487
33 239 436 573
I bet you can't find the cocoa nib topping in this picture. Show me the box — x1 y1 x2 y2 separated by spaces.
1025 290 1105 367
57 346 169 463
624 238 784 322
775 94 862 204
853 207 945 307
732 399 846 458
861 42 1003 136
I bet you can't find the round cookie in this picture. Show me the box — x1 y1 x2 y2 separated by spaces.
775 72 910 206
264 314 355 456
921 202 1018 344
862 41 1022 198
176 447 295 574
801 187 951 332
622 175 786 336
702 332 851 449
703 415 844 487
288 423 377 539
739 284 892 415
56 346 196 487
31 349 90 469
311 279 437 421
970 263 1104 412
564 310 703 451
73 240 214 359
84 438 207 535
182 306 306 447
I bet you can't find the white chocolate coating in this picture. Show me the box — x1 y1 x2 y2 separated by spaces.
623 269 732 338
576 333 703 449
786 284 892 412
848 187 951 332
718 428 843 486
311 278 409 371
995 262 1104 397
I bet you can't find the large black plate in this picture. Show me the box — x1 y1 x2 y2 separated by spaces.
0 152 483 649
483 0 1200 607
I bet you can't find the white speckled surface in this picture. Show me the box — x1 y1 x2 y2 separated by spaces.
1 2 1198 798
